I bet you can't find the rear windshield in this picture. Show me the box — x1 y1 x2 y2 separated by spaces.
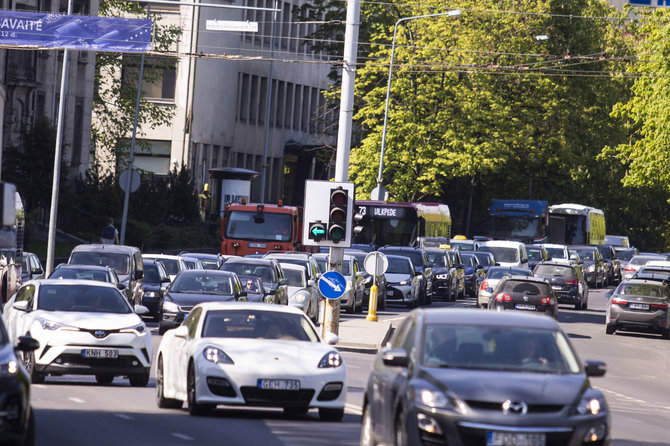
614 249 636 261
502 280 551 296
630 257 659 266
534 265 575 278
70 252 130 275
479 246 519 263
387 258 412 274
615 283 665 297
544 247 567 259
526 247 544 260
487 268 531 279
221 263 276 283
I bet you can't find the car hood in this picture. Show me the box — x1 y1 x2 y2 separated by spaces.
420 367 586 405
386 273 413 283
166 291 236 305
36 310 142 330
287 286 309 297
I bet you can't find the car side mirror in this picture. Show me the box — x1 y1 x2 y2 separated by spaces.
117 283 127 291
16 335 39 352
382 348 409 368
173 325 188 339
324 332 339 345
12 300 30 312
135 270 144 280
307 279 315 287
134 304 149 315
280 278 288 286
584 360 607 377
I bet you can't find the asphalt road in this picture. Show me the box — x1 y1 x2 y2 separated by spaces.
31 286 670 446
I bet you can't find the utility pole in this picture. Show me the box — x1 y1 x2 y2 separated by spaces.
323 0 361 338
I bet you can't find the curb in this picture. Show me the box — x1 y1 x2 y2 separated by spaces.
336 323 396 355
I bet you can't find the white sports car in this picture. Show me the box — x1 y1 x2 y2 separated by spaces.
2 279 152 386
156 302 346 420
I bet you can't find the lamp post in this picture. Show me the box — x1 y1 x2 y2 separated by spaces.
374 9 462 201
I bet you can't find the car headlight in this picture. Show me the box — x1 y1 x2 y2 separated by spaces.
346 281 352 291
0 360 18 377
587 265 595 272
203 346 234 364
163 300 180 313
576 394 605 415
292 291 309 303
436 274 448 280
144 291 158 298
120 323 147 336
37 317 70 331
318 351 342 368
399 281 409 286
410 382 466 413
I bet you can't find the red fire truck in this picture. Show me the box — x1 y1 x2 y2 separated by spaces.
220 202 312 256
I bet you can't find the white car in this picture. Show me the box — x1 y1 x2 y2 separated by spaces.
280 263 319 323
2 279 152 386
143 254 189 282
156 302 346 420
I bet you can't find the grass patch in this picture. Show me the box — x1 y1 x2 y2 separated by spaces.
24 240 77 259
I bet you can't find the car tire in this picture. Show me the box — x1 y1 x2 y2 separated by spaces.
95 374 114 385
23 350 45 385
661 328 670 340
394 412 407 446
20 408 35 446
187 363 214 416
157 356 182 409
360 404 377 446
318 407 344 421
606 325 616 335
152 308 163 323
158 325 168 336
129 372 150 387
284 406 309 417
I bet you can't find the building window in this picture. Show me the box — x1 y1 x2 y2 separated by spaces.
122 56 177 101
239 73 250 123
276 80 285 128
310 87 318 134
293 84 301 131
302 85 310 132
259 76 268 125
133 140 172 175
249 75 259 125
285 82 294 129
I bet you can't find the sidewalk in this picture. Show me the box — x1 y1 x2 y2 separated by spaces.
335 309 409 354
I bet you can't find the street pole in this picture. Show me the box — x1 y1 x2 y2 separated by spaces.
260 0 278 203
375 9 462 201
323 0 361 339
45 0 73 277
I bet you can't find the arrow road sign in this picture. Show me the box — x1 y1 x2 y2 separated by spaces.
318 271 346 300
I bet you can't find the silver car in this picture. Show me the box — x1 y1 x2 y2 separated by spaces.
280 263 319 323
339 255 365 314
384 255 421 309
622 255 664 281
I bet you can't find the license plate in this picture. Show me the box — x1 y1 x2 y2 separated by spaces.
551 285 562 290
258 379 300 390
248 242 266 248
487 431 546 446
82 349 119 359
629 303 649 310
515 304 536 310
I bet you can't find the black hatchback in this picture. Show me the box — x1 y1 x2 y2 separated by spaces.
361 309 610 446
489 276 559 318
0 319 39 445
533 261 589 310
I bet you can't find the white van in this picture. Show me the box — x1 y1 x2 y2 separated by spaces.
477 241 529 268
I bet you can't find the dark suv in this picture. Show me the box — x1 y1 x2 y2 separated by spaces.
596 245 621 286
533 261 588 310
488 276 559 318
424 248 457 301
569 245 606 288
378 246 433 306
220 257 288 305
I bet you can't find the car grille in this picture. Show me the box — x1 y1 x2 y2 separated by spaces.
387 288 405 299
53 354 143 368
466 400 564 413
207 377 236 397
77 328 121 339
239 387 314 408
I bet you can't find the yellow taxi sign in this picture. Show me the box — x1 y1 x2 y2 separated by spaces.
439 244 452 250
453 235 467 240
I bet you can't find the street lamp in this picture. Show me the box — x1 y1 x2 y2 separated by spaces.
374 9 462 201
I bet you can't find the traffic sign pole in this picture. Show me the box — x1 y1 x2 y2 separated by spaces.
322 247 343 338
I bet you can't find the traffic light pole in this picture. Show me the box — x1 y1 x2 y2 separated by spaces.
322 247 342 338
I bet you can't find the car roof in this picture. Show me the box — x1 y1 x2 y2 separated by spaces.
177 269 236 277
500 276 547 284
31 278 118 288
222 257 276 265
619 279 664 286
55 264 111 271
569 245 598 250
195 301 307 316
480 240 524 247
264 251 312 258
179 252 221 259
279 263 307 271
536 261 574 268
418 308 560 329
71 244 140 254
143 254 186 260
541 243 567 249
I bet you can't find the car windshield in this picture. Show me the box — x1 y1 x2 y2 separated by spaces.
450 241 474 251
574 249 595 261
544 247 567 259
157 259 181 275
502 280 551 296
50 268 111 283
526 248 544 260
382 250 423 268
283 268 306 287
314 258 327 273
387 258 412 275
143 264 163 282
198 259 220 270
171 274 232 295
479 246 519 263
597 247 613 259
614 249 636 261
225 210 292 242
221 263 276 284
241 277 263 293
37 284 131 313
422 324 581 374
201 309 319 342
473 253 493 266
70 252 130 275
427 253 447 267
461 254 476 268
615 283 665 297
534 265 575 278
341 261 352 276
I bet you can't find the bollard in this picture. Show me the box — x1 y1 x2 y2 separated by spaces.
366 283 378 322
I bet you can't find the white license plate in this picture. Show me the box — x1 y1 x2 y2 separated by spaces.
82 349 119 359
629 303 649 310
552 285 562 290
515 304 536 310
248 243 266 248
258 379 300 390
487 431 546 446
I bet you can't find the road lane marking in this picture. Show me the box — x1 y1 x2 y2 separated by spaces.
171 433 194 441
345 403 362 415
32 384 47 389
68 397 85 404
114 414 134 420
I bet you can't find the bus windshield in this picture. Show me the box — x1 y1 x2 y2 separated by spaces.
488 216 544 240
225 211 292 242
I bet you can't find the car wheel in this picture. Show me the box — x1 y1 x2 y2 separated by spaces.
318 407 344 421
20 408 35 446
23 350 45 384
129 372 149 387
157 356 182 409
158 325 168 336
283 406 309 417
379 294 387 311
360 404 377 446
661 328 670 339
394 412 407 446
187 363 214 416
152 307 163 323
95 374 114 385
606 325 616 335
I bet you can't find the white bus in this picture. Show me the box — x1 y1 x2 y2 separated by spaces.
548 203 606 246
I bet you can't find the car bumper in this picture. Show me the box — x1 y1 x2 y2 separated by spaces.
402 404 610 446
492 302 558 318
193 359 347 410
552 286 581 303
608 307 669 331
386 284 417 305
433 279 451 297
478 290 492 306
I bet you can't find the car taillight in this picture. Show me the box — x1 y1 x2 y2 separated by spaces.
611 299 628 306
565 279 579 285
624 266 636 272
495 293 512 302
651 302 669 309
480 280 489 290
540 297 556 305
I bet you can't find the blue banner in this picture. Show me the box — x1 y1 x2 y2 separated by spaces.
0 10 151 52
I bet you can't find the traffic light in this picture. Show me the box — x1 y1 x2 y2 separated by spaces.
352 208 368 239
328 187 348 243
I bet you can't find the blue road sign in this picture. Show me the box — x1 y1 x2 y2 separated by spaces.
318 271 346 300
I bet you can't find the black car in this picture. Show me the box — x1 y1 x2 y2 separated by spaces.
533 261 589 310
238 275 268 302
159 270 246 334
21 252 44 283
219 257 288 306
424 249 457 302
0 319 39 446
445 249 466 299
489 276 559 318
460 252 485 298
361 309 609 446
138 259 171 321
569 246 606 288
379 246 434 306
596 245 621 286
525 244 549 271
